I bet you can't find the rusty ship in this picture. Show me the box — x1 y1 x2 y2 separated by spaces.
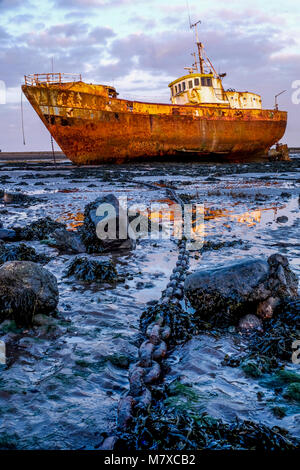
22 28 287 165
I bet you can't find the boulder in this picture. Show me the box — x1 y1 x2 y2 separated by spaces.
50 228 86 254
80 194 136 253
0 261 59 326
184 254 298 324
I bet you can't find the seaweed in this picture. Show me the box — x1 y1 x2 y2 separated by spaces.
65 256 119 283
271 406 287 419
218 299 300 378
0 286 37 327
2 192 43 207
283 383 300 402
12 217 65 241
200 239 244 252
115 397 298 451
0 243 50 265
79 200 104 254
245 298 300 362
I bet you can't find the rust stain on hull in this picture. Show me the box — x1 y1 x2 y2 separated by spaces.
22 82 287 165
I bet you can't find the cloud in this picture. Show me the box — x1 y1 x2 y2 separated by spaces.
53 0 140 9
0 0 28 8
129 15 157 30
0 26 10 40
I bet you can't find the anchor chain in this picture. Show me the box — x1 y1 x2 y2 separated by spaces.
100 186 192 450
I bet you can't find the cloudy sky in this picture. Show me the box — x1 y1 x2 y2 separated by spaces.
0 0 299 151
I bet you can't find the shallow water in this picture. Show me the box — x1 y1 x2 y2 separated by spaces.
0 157 299 449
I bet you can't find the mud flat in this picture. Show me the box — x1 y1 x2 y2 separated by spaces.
0 152 66 162
0 155 299 449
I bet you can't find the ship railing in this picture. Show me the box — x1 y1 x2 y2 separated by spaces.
24 73 82 86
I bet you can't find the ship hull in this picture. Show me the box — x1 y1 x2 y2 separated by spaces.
22 83 287 165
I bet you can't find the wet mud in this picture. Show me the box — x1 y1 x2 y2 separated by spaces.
0 155 299 449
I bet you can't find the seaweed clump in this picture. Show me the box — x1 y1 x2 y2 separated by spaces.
65 256 119 283
0 243 50 266
247 298 300 361
200 239 244 253
259 370 300 404
115 385 298 451
12 217 65 241
222 298 300 375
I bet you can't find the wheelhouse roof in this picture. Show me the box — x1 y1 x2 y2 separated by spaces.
168 73 214 88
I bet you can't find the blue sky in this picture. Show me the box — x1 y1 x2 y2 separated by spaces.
0 0 299 150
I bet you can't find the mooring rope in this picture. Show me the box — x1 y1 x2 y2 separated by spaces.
100 185 190 450
20 91 26 146
50 134 57 167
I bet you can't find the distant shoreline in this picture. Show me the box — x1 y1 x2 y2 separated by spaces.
0 151 66 161
0 148 299 162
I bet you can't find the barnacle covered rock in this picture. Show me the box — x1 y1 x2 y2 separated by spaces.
0 261 58 326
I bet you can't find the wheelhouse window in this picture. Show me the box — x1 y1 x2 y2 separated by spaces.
194 78 199 86
175 85 178 94
182 81 186 91
188 80 193 89
201 77 212 87
178 83 181 92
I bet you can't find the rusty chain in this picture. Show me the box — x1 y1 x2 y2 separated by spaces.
100 185 191 450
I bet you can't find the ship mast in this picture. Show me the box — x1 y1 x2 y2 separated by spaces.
190 20 204 74
188 18 222 79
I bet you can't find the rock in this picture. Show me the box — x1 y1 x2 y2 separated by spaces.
3 192 42 206
0 228 16 241
256 296 280 319
268 144 290 161
276 216 288 223
239 314 263 331
80 194 136 253
0 261 59 326
49 228 86 254
267 253 298 298
184 254 298 324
